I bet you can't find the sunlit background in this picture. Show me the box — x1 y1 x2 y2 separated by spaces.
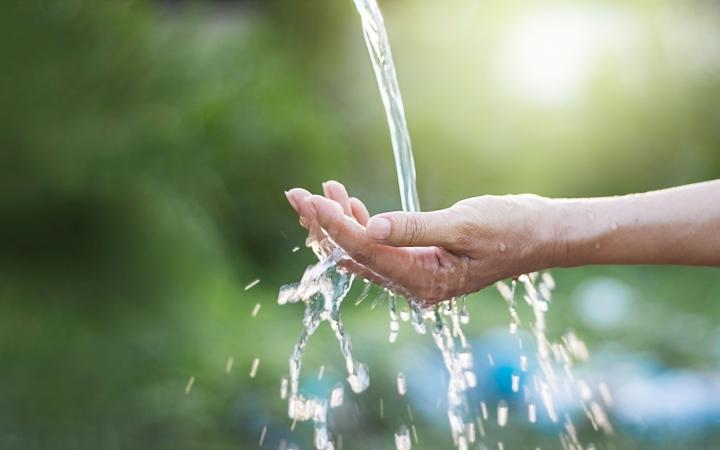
1 1 719 449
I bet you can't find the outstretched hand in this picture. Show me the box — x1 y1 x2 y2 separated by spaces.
285 181 554 303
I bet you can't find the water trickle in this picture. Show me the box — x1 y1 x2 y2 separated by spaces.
352 0 419 213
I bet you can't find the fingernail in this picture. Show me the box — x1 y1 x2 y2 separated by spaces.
367 217 391 240
285 191 298 210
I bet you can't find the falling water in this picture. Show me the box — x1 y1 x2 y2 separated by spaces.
277 0 613 448
352 0 419 213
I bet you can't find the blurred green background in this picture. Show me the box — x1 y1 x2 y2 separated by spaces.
1 1 719 449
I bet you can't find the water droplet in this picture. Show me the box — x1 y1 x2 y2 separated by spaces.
244 278 260 291
249 358 260 378
330 384 344 408
394 425 412 450
184 375 195 394
397 372 407 396
466 422 476 443
541 272 556 289
480 402 488 420
594 243 601 249
292 246 300 253
411 424 419 444
610 222 618 231
251 303 261 318
318 365 325 380
511 374 520 392
225 357 234 374
497 400 509 427
280 377 288 399
528 403 537 423
498 242 507 252
598 382 613 406
258 425 267 447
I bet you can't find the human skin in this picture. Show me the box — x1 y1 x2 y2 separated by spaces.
285 179 720 304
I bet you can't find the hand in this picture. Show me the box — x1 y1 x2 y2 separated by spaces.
285 181 555 303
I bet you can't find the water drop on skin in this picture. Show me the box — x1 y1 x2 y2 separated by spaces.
611 222 618 231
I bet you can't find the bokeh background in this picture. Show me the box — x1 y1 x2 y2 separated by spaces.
1 1 719 449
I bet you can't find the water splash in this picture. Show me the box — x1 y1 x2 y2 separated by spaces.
277 1 613 448
495 273 614 445
278 244 367 449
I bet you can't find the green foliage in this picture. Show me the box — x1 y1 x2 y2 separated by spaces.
0 1 718 449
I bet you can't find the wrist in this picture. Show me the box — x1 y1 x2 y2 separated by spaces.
511 195 566 274
539 197 572 269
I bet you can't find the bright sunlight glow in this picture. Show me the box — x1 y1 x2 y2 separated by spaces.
495 7 637 106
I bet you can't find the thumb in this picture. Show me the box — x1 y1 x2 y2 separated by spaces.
366 209 462 248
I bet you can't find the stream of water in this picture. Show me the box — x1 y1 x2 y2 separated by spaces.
277 1 613 449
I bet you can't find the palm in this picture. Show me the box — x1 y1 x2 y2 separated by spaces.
287 182 472 302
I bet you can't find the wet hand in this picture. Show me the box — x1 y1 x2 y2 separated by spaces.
285 181 554 304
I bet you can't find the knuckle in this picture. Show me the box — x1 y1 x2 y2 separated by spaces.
403 216 426 245
452 218 476 249
352 246 377 267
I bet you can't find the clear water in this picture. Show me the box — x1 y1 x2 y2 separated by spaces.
277 1 614 449
352 0 420 213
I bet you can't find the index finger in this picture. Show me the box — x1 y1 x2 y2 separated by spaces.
307 195 415 282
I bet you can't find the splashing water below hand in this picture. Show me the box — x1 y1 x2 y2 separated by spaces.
277 1 613 449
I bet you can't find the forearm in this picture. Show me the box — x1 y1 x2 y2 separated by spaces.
546 180 720 268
